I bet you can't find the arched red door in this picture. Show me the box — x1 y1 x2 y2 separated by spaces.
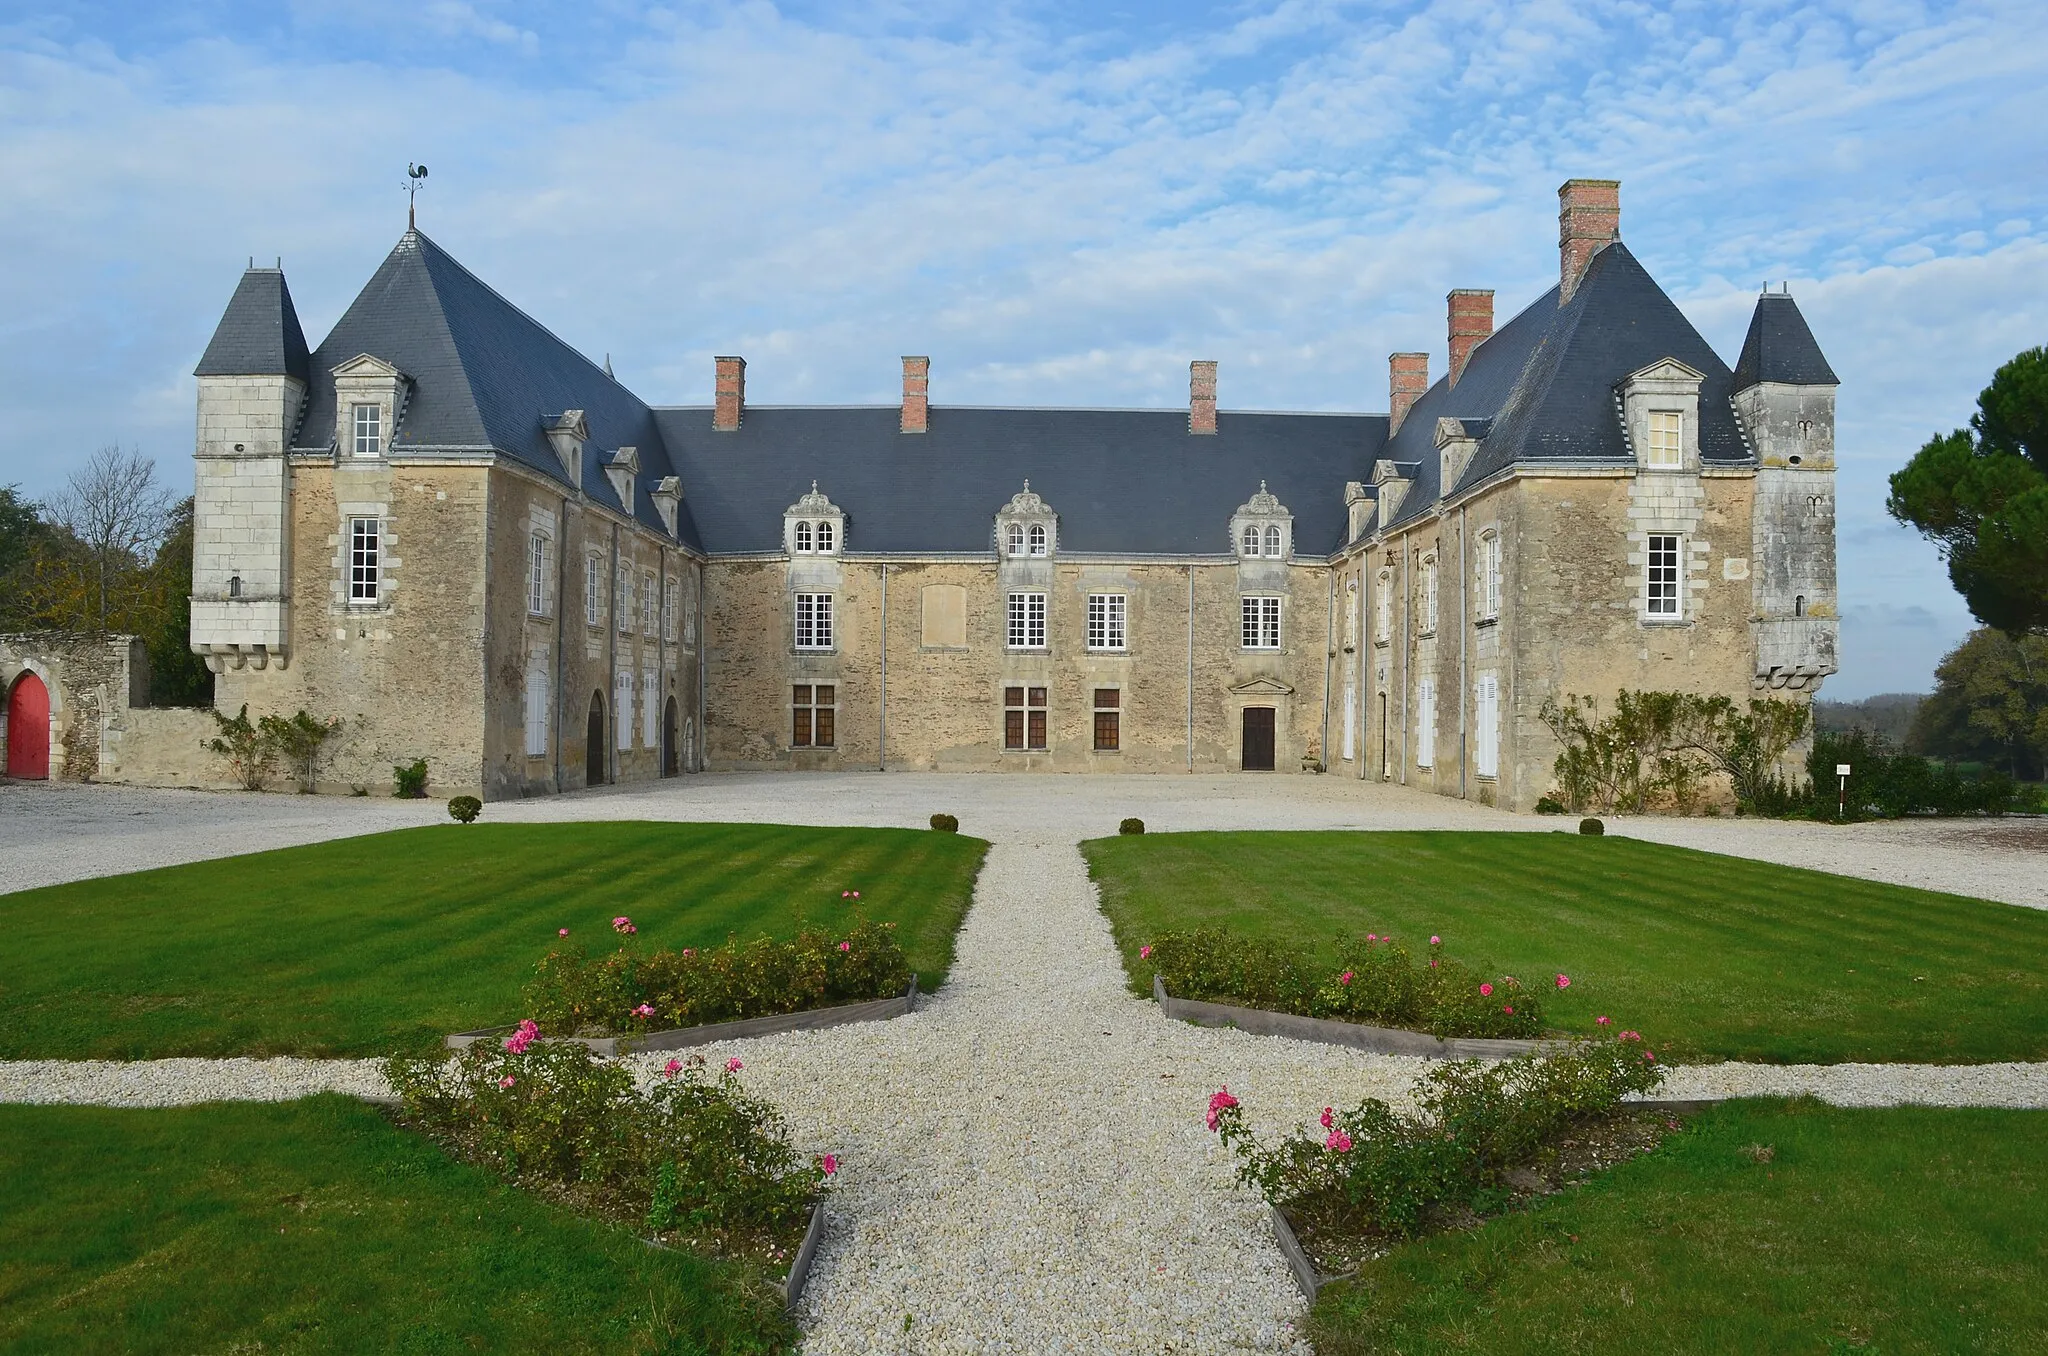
6 672 50 779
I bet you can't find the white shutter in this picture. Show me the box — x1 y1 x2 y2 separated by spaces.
1417 679 1435 769
1475 673 1499 778
615 670 633 750
642 670 658 746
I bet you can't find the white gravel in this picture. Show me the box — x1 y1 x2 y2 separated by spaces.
2 772 2045 1353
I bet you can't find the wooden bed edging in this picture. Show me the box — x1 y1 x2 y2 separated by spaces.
775 1200 827 1311
1152 974 1548 1060
1269 1205 1329 1305
447 976 920 1055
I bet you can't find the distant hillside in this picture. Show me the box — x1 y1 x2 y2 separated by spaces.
1814 693 1924 745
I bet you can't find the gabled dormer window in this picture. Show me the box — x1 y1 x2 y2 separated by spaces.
352 404 381 458
331 353 406 460
784 482 846 556
1228 482 1292 562
1647 411 1683 467
995 482 1056 560
1620 358 1704 472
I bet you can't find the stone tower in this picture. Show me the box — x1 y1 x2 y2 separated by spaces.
190 266 310 673
1733 287 1839 691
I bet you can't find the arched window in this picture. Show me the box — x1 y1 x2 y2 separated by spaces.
794 520 813 553
1794 594 1805 617
1029 523 1048 556
1477 531 1502 620
1241 526 1261 557
815 520 835 554
1375 570 1393 642
1263 524 1283 558
1007 522 1026 556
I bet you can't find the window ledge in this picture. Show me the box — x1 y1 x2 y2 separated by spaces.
1638 616 1691 628
1005 647 1051 655
1475 616 1499 629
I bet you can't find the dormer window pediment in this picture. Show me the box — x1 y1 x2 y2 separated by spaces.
544 410 588 487
995 481 1056 558
785 481 845 555
603 446 639 515
1229 480 1293 559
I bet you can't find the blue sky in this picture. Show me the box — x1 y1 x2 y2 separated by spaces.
3 0 2044 697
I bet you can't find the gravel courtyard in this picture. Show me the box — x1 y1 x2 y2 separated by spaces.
3 773 2045 1353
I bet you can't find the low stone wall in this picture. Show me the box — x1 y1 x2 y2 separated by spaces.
100 707 239 790
2 632 147 782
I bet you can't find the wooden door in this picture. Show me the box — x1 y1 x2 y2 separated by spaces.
6 673 49 779
1241 706 1275 771
585 692 606 787
662 696 679 777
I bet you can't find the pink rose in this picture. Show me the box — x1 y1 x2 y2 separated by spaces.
663 1058 682 1077
1338 971 1354 986
1430 935 1441 946
820 1154 838 1176
725 1057 743 1073
1503 1004 1513 1014
1325 1129 1352 1153
1596 1015 1612 1026
839 941 851 952
1479 983 1494 997
1620 1030 1642 1042
1319 1107 1334 1129
1205 1087 1239 1131
558 927 569 936
852 891 860 898
631 1003 655 1019
1556 974 1571 990
498 1075 515 1089
1367 934 1377 943
841 891 850 898
1139 945 1153 960
682 948 695 958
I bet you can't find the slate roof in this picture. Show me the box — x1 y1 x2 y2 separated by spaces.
651 406 1382 556
1377 241 1753 532
1732 291 1839 389
194 268 310 384
289 231 697 546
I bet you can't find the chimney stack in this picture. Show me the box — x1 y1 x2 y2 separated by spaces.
1389 352 1429 435
1189 360 1218 435
1558 178 1620 303
901 356 930 434
713 355 746 431
1447 289 1494 388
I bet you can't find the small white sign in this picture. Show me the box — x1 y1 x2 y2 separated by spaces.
1835 764 1852 776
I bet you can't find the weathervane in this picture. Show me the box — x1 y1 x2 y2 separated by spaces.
404 163 429 229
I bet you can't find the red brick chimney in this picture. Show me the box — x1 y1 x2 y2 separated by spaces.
1558 178 1620 303
1389 352 1429 435
1447 289 1494 388
1189 360 1217 435
713 355 745 431
901 356 930 434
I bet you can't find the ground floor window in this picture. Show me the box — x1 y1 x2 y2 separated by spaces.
641 670 659 746
792 684 836 748
1417 678 1435 769
1093 688 1120 751
614 670 633 750
1004 685 1047 750
523 666 549 756
1475 671 1499 778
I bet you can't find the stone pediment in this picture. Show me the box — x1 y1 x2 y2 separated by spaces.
1624 357 1705 386
1228 676 1294 696
330 352 406 381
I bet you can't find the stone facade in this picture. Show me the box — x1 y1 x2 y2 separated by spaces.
2 633 149 782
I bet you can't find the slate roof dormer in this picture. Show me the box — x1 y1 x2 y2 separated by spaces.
196 267 311 384
1733 291 1839 390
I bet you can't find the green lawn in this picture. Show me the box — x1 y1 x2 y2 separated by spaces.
0 821 986 1059
1310 1100 2048 1355
1083 831 2048 1063
0 1095 792 1355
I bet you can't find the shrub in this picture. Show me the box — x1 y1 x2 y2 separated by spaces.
1210 1034 1663 1244
1145 928 1547 1039
385 1040 825 1256
929 813 959 832
448 795 482 824
1578 816 1605 836
1120 817 1146 835
206 704 275 791
392 758 430 798
1808 728 2032 819
259 710 344 793
1534 795 1566 815
526 918 913 1037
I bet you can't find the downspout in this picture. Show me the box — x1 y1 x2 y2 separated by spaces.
1356 558 1368 781
1320 565 1334 773
1458 506 1468 801
878 562 889 772
1398 539 1410 784
553 495 568 794
695 562 707 772
607 521 619 785
659 543 670 776
1185 562 1195 773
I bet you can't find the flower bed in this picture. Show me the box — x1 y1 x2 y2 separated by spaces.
1207 1035 1667 1297
1142 927 1562 1040
387 1039 836 1296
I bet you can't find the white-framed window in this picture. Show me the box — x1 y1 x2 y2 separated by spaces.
1263 524 1283 558
1417 678 1436 769
662 576 678 641
347 517 380 605
1004 684 1048 750
682 586 697 647
794 520 814 553
1477 532 1502 621
351 404 381 458
585 555 602 626
1646 533 1682 618
1086 594 1125 651
1240 525 1261 558
795 593 834 650
1006 522 1026 556
1241 595 1281 650
523 666 549 756
617 565 632 634
1646 411 1683 468
1422 557 1438 634
1007 591 1047 649
642 669 659 747
1375 570 1392 642
614 669 634 750
641 571 656 636
1474 671 1499 778
527 533 548 616
816 519 836 554
1028 523 1048 556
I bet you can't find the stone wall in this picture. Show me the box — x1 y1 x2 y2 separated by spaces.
1 633 147 781
101 707 238 790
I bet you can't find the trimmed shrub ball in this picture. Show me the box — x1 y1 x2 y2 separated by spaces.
1578 816 1605 836
448 795 482 824
1119 817 1146 835
1535 796 1566 815
929 813 959 833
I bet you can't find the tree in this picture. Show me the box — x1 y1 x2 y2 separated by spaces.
35 445 175 635
0 485 51 631
1907 628 2048 779
139 498 213 707
1888 347 2048 636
